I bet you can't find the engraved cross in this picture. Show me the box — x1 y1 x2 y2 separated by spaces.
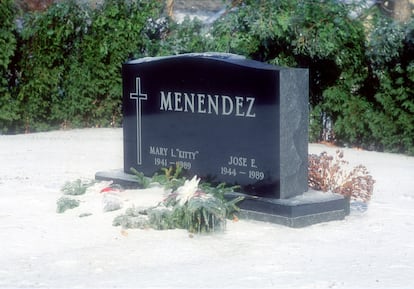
130 77 147 165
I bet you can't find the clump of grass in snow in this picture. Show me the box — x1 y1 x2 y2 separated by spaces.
56 197 80 213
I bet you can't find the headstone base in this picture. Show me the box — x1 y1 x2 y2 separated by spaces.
224 192 349 228
95 169 350 228
96 169 146 189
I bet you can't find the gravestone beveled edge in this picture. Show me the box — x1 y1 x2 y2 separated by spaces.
95 169 350 228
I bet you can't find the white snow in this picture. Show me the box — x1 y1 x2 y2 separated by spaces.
1 128 413 288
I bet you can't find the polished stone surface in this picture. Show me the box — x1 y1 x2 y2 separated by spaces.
122 53 308 199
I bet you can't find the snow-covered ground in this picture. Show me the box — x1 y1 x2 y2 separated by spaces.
1 128 413 288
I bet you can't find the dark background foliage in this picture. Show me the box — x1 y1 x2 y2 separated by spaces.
0 0 413 154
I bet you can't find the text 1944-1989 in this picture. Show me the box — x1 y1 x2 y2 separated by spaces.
220 155 264 180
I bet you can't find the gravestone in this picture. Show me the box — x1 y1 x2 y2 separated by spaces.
123 53 308 199
96 53 349 227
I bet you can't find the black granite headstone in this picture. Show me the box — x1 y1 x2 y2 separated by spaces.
122 53 308 199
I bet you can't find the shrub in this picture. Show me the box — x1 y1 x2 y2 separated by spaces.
158 16 207 55
1 0 413 154
15 0 163 132
308 150 375 202
208 1 413 154
62 0 162 128
17 0 90 132
208 0 366 104
0 0 19 133
364 17 414 154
